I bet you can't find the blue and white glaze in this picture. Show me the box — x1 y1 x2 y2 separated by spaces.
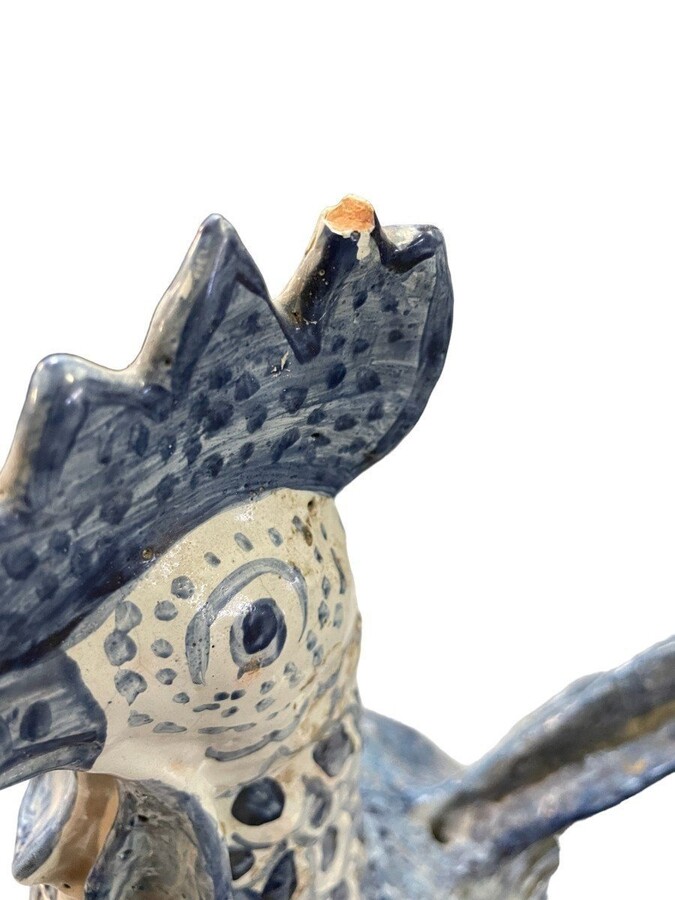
0 196 672 898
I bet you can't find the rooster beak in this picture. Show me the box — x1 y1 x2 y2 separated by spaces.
0 650 105 791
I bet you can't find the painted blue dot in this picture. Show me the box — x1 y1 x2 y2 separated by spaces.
128 712 153 727
232 778 285 826
171 576 194 599
234 371 260 401
104 631 137 666
151 639 173 658
154 600 178 621
334 414 357 432
356 368 381 393
153 722 187 734
268 528 283 547
115 601 142 633
114 670 147 705
326 363 346 389
3 547 39 581
234 533 253 553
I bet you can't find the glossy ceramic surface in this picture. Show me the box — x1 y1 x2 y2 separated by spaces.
0 197 671 898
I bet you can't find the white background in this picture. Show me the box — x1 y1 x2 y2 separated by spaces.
0 3 673 897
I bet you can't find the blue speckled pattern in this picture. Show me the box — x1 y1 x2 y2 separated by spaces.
0 203 452 673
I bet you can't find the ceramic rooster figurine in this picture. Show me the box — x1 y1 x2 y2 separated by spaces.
0 197 672 899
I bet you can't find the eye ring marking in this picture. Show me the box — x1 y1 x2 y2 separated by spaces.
185 558 308 685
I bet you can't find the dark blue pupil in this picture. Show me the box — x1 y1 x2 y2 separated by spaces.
242 601 278 654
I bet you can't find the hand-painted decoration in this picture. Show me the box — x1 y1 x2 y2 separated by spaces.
0 197 672 899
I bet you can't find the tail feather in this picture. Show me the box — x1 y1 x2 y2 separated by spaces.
428 637 675 867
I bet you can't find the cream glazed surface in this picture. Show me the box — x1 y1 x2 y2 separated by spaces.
65 489 363 898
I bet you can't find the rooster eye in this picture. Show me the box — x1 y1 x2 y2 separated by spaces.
230 598 287 674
